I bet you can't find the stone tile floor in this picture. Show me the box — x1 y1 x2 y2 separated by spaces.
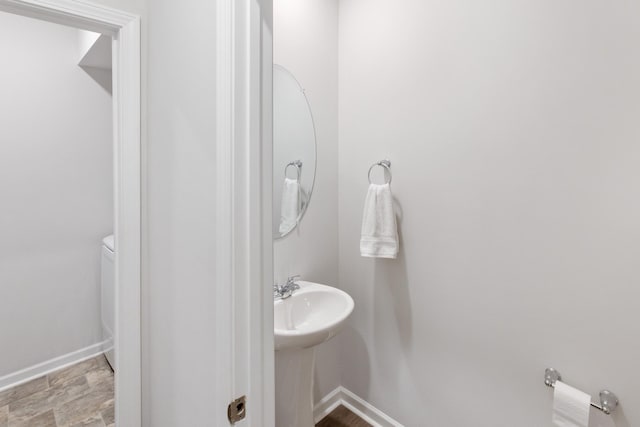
0 355 114 427
0 358 372 427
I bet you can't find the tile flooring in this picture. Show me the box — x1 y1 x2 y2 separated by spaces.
0 355 114 427
1 359 370 427
316 405 372 427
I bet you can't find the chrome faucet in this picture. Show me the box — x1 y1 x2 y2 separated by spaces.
274 275 301 299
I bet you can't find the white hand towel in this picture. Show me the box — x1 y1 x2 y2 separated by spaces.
360 183 398 258
279 177 300 234
552 381 591 427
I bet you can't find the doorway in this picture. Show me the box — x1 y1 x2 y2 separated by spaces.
0 0 141 425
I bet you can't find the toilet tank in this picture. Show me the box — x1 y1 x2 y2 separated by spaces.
101 235 115 370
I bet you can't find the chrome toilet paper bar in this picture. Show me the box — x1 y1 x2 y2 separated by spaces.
544 368 619 415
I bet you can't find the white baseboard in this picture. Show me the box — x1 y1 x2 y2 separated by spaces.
314 386 404 427
314 387 344 423
0 341 108 392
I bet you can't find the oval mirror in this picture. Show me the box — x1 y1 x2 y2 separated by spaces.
273 64 317 239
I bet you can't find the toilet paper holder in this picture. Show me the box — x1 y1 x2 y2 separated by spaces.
544 368 619 415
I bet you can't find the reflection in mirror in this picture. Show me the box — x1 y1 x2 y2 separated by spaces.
273 64 317 239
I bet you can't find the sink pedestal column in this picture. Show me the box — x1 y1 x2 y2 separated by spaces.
275 347 316 427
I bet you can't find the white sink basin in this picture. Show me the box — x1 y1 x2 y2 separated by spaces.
274 281 354 350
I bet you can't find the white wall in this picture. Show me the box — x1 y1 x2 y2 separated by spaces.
56 0 241 424
145 0 223 425
0 12 113 377
74 0 225 424
273 0 341 403
65 0 223 423
338 1 640 426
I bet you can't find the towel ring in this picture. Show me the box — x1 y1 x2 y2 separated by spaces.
285 160 302 181
368 160 392 185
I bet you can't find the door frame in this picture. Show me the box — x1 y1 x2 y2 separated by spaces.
215 0 274 424
0 0 142 425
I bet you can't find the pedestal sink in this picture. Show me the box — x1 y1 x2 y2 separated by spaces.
274 281 354 427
